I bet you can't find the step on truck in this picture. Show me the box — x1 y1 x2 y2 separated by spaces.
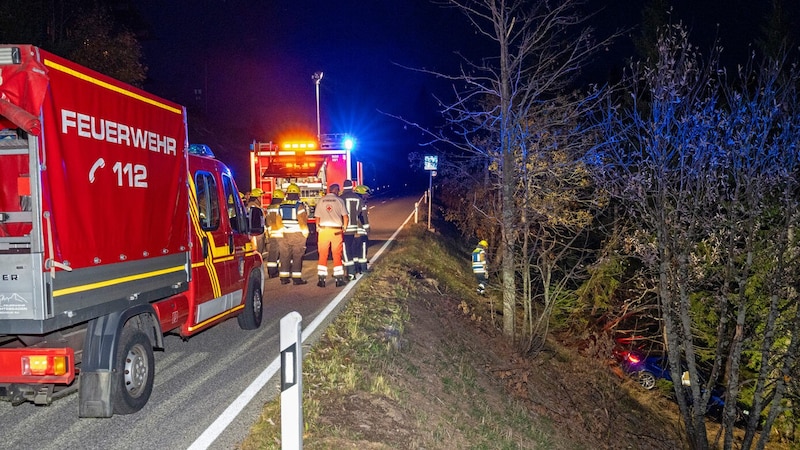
0 45 264 417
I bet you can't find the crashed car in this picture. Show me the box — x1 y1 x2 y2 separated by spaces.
614 349 748 422
615 349 671 390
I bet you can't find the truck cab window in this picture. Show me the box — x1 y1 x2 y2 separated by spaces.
222 174 247 233
195 171 220 231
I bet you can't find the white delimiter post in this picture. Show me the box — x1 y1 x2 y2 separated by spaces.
280 312 303 449
427 170 433 231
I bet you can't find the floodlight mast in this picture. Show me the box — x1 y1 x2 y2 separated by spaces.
312 71 323 139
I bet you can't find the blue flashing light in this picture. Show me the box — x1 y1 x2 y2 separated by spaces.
343 137 354 150
188 143 215 158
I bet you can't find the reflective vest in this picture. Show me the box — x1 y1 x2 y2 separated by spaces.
472 246 487 274
279 200 309 235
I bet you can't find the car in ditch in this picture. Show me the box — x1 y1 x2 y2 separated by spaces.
614 348 750 423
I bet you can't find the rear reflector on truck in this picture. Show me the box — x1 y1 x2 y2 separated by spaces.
0 348 75 384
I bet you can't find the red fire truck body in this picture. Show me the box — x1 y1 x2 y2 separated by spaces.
250 134 360 225
0 45 263 417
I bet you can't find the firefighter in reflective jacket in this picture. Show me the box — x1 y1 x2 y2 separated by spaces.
278 184 309 285
264 189 285 278
472 240 488 295
339 180 363 279
353 184 371 275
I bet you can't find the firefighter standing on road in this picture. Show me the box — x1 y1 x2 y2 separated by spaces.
353 184 371 275
472 240 489 295
339 180 363 280
264 189 285 278
316 183 349 287
278 184 309 285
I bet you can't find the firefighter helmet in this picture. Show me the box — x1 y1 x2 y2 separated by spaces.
478 240 488 248
250 188 264 197
354 184 371 195
272 189 285 199
286 183 301 195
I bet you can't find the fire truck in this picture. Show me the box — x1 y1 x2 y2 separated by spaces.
250 133 363 227
0 45 264 417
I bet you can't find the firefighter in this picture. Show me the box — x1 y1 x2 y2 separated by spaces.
247 188 265 255
315 183 349 287
353 184 371 275
339 180 363 279
472 240 488 295
264 188 285 278
278 184 309 285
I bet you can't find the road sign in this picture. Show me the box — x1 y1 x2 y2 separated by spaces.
424 155 438 171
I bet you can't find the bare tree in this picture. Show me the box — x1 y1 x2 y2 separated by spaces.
718 53 800 450
597 23 800 449
401 0 616 341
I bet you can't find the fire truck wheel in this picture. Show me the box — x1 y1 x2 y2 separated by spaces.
237 275 263 330
112 324 155 414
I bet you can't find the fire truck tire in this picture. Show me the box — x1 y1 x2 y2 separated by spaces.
112 325 155 414
238 275 263 330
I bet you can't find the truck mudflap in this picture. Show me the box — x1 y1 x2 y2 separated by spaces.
78 305 162 418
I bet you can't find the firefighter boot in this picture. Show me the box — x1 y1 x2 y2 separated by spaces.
293 278 308 285
317 276 326 288
335 276 348 287
267 268 279 278
280 277 290 285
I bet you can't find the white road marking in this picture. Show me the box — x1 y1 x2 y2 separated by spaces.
187 205 417 449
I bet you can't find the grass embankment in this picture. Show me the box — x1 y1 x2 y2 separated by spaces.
240 223 565 449
238 223 682 449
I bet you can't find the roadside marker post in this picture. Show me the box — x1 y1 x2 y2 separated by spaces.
280 312 303 449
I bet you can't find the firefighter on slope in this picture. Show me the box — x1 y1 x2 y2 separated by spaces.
472 240 489 295
278 184 309 285
264 188 285 278
315 183 349 287
353 184 371 275
339 179 364 280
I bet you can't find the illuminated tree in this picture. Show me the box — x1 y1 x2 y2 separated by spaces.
597 23 800 450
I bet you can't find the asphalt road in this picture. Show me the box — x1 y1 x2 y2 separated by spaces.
0 191 424 450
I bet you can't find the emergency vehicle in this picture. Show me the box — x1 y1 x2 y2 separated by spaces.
250 133 363 227
0 45 264 417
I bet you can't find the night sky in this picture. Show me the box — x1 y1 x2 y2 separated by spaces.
133 0 795 189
